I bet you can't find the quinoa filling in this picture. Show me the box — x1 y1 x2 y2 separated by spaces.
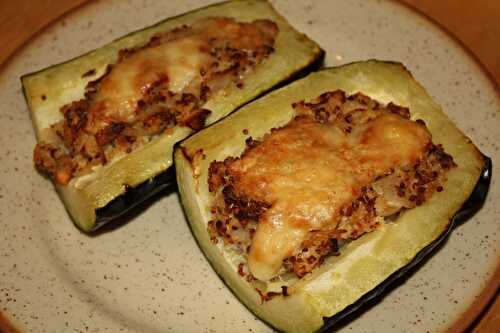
34 17 278 185
207 90 456 289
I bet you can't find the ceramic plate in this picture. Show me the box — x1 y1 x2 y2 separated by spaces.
0 0 498 332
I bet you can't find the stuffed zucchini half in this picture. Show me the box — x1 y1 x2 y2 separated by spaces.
175 60 490 333
22 0 323 232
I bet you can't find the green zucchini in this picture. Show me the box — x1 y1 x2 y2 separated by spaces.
175 60 490 333
21 0 324 232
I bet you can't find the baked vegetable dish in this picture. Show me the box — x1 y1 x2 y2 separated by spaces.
175 60 490 333
22 0 323 231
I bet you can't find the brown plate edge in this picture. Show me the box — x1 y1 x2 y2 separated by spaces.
0 0 91 74
0 311 21 333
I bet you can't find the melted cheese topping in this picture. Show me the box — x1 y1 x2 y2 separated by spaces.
90 37 210 131
228 115 431 280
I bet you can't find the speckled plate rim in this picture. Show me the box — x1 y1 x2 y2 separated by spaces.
0 0 498 332
389 3 499 332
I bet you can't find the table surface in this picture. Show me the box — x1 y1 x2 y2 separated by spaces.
0 1 498 332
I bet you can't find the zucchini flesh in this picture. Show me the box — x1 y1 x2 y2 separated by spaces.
21 0 324 232
174 60 489 333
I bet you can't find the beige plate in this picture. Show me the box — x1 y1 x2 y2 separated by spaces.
0 0 498 332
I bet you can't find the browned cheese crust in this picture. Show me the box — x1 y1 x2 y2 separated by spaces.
33 17 279 185
207 90 456 286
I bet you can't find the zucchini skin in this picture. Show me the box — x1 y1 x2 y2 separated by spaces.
93 168 176 230
174 60 491 333
22 0 324 232
320 156 492 332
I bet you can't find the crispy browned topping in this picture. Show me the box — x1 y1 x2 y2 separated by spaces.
34 17 278 184
207 90 456 283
